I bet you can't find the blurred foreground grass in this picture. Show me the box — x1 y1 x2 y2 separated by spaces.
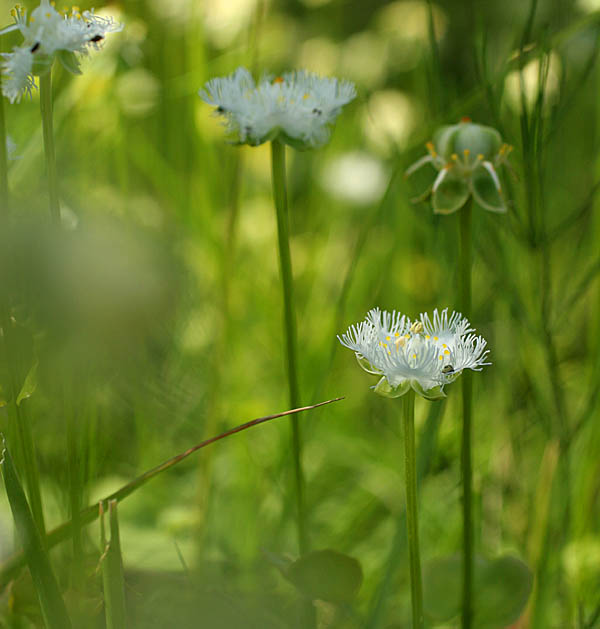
1 0 600 627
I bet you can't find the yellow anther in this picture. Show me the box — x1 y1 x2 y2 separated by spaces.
463 148 470 156
451 153 458 161
442 343 447 348
386 336 391 341
404 334 410 339
303 93 310 99
72 5 80 10
10 8 16 16
395 337 406 349
46 12 51 17
477 153 484 160
439 355 443 360
433 336 438 341
444 349 450 355
426 141 437 157
273 76 285 84
382 342 388 348
425 335 430 340
388 350 391 355
394 332 400 337
412 354 417 359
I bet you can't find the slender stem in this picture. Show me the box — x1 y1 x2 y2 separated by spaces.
459 198 473 629
270 140 307 555
402 390 424 629
39 72 60 225
0 92 9 216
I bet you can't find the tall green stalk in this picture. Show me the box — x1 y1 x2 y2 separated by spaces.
0 78 46 540
459 198 473 629
270 140 307 556
402 390 424 629
39 71 60 225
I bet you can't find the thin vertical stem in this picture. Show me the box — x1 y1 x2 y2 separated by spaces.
0 93 9 216
270 140 307 556
402 390 424 629
39 72 60 225
460 198 473 629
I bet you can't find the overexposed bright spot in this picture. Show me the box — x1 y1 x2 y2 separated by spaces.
339 32 388 88
321 151 388 205
375 1 447 71
297 37 339 76
362 90 418 154
577 0 600 11
148 0 193 23
116 68 161 117
504 52 561 113
203 0 258 48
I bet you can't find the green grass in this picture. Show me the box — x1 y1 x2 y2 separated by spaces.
1 0 600 627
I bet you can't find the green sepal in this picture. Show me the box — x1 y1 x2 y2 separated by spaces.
432 175 470 215
57 50 82 75
31 54 54 77
374 377 410 398
454 124 502 161
411 381 446 401
355 354 382 375
470 167 507 213
432 125 461 160
278 131 311 152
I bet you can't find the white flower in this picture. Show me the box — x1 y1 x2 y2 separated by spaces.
1 1 123 103
338 307 490 400
199 66 356 149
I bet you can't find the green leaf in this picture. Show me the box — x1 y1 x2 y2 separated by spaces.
471 168 507 213
57 50 82 75
284 549 363 604
100 500 127 629
0 437 72 629
16 360 38 407
423 554 533 628
432 176 470 215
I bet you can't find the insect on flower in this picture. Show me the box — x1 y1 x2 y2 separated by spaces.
199 67 356 150
405 118 512 214
0 0 123 104
338 308 490 400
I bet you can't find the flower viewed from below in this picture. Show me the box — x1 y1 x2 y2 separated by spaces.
200 67 356 149
405 118 512 214
1 1 123 103
339 308 490 400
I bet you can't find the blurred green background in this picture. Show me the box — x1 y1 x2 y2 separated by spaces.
1 0 600 626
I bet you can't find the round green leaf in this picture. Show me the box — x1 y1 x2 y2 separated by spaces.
423 554 532 628
432 176 470 215
285 549 363 604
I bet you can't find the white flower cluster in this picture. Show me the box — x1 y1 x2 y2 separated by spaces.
1 1 123 103
339 308 490 400
200 67 356 149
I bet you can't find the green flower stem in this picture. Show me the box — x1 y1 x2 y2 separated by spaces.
459 197 473 629
270 139 307 556
0 93 9 216
402 390 424 629
39 71 60 225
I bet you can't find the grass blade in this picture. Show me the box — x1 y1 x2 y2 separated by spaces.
0 398 343 586
0 436 72 629
100 500 127 629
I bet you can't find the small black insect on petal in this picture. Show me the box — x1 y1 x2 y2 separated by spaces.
89 34 104 43
30 42 41 53
216 106 225 113
312 108 322 115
